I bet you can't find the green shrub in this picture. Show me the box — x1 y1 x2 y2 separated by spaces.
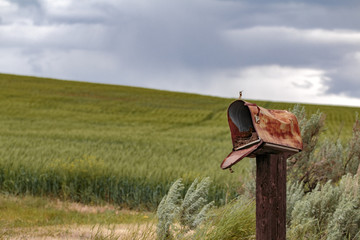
179 177 214 231
288 174 360 239
288 106 360 191
286 181 304 227
326 174 360 240
287 104 325 190
156 178 213 240
157 179 184 240
289 181 341 239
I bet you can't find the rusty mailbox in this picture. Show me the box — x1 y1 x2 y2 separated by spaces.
221 100 303 170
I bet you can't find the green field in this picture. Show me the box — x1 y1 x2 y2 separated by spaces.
0 73 359 210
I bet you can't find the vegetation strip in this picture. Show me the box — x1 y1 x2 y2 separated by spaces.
0 73 359 210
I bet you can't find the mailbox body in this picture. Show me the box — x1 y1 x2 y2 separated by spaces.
221 100 303 169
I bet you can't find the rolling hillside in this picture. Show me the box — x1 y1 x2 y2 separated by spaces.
0 73 358 209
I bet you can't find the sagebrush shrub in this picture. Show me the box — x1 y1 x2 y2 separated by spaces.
157 179 184 240
288 106 360 191
179 177 214 230
156 178 213 240
288 174 360 240
286 181 304 227
326 174 360 240
287 105 325 190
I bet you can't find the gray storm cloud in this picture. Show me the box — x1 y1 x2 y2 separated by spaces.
1 0 360 106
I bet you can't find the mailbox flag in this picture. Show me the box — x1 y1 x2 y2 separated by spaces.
221 100 302 170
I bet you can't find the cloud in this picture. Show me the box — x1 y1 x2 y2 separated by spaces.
0 48 34 74
221 26 360 100
0 0 360 106
0 22 108 50
0 0 18 23
0 0 17 10
205 65 329 101
204 65 360 107
224 27 360 45
327 52 360 97
38 0 113 24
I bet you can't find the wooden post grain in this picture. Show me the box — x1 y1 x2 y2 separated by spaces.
256 153 286 240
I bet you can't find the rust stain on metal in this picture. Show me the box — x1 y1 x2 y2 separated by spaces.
247 104 303 150
221 100 303 170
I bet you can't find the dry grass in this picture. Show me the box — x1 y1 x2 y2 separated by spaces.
50 199 144 215
1 223 156 240
0 194 155 239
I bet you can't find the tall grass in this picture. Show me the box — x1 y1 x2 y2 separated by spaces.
0 73 359 209
192 197 256 240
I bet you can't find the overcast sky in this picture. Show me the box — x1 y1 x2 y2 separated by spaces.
1 0 360 106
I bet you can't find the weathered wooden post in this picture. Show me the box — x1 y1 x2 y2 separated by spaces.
221 97 303 240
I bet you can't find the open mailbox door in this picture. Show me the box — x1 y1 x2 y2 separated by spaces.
221 100 303 170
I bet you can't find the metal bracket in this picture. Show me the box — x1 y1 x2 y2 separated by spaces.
255 114 260 123
244 102 261 123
